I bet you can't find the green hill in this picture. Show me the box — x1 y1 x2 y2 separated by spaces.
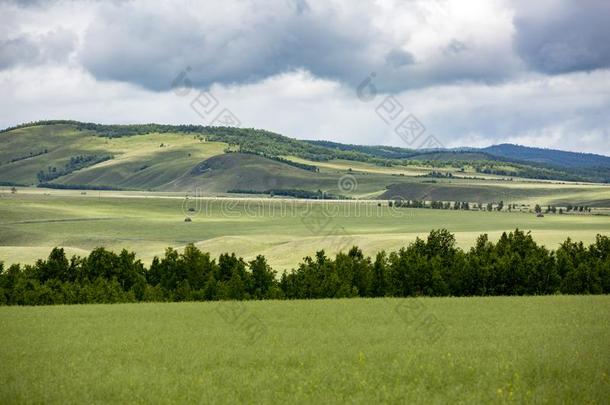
1 121 609 206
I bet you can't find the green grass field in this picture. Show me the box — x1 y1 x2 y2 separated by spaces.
1 189 609 269
1 296 608 403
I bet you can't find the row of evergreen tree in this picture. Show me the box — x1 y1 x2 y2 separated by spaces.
1 229 608 305
392 200 471 210
393 200 591 214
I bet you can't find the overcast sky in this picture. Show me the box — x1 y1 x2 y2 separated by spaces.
1 0 609 154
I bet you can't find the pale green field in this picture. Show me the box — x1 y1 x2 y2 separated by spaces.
288 155 524 182
1 296 609 403
1 189 608 270
284 154 610 203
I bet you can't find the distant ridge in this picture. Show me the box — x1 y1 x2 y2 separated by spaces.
3 120 609 162
481 144 610 169
1 120 609 184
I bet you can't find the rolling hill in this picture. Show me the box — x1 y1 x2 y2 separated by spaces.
1 121 610 206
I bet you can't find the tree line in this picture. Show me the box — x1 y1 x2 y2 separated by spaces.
1 230 608 305
36 154 113 182
226 150 320 172
4 149 48 165
227 188 346 200
392 199 501 211
392 200 591 214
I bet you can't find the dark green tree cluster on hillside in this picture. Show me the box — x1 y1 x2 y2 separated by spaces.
393 200 471 210
1 230 608 306
422 171 454 178
474 163 608 183
566 205 591 213
36 154 113 182
36 183 121 191
228 188 345 199
4 149 48 165
227 150 319 172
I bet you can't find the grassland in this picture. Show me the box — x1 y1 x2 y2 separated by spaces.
1 296 608 403
1 189 609 270
2 123 609 269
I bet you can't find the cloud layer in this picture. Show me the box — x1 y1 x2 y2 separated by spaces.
514 0 610 74
0 0 609 154
77 0 523 92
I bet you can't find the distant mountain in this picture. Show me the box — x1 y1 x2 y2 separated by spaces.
481 144 610 169
308 140 610 170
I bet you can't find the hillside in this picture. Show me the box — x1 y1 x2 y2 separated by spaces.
308 144 610 183
482 144 610 168
1 121 610 206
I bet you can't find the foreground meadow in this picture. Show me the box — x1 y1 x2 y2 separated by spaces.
1 296 609 403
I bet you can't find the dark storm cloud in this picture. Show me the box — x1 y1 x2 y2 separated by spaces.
0 29 76 69
514 0 610 74
0 0 127 6
75 1 521 93
78 1 387 91
385 49 415 68
443 40 467 56
0 36 39 69
0 0 45 6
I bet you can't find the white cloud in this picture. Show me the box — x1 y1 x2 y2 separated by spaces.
0 0 608 155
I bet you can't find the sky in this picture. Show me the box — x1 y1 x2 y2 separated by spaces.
1 0 609 154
